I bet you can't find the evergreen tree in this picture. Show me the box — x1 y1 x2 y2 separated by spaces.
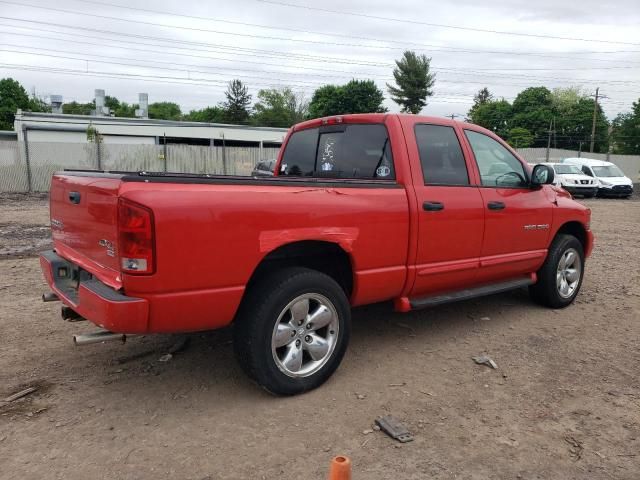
222 79 252 124
386 51 435 114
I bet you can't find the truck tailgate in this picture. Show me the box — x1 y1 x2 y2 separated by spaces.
49 173 123 289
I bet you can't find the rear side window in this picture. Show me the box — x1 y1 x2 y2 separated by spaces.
281 124 394 180
415 124 469 186
280 128 316 176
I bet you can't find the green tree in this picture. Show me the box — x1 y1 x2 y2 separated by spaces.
222 79 252 124
466 87 493 121
104 95 137 117
0 78 35 129
184 106 226 123
468 99 512 139
510 87 554 146
386 51 435 114
555 97 608 152
612 98 640 154
63 101 94 115
308 80 386 118
507 127 534 148
308 85 343 118
252 87 309 127
551 86 586 114
148 102 182 120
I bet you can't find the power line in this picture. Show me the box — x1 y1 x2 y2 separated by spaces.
2 16 640 73
1 26 638 93
73 0 640 56
4 45 637 98
1 0 640 63
257 0 640 46
0 63 486 105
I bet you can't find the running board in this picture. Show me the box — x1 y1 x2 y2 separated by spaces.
409 277 534 310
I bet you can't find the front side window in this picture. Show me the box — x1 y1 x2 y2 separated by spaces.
281 124 394 180
465 130 527 188
415 124 469 186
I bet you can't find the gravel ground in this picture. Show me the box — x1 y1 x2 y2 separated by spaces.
0 193 639 480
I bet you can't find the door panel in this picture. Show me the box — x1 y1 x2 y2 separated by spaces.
405 123 485 297
462 128 553 283
412 186 485 295
477 187 552 281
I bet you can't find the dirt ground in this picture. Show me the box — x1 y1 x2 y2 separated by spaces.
1 192 639 480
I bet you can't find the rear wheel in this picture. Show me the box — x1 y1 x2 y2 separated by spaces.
233 267 351 395
529 234 584 308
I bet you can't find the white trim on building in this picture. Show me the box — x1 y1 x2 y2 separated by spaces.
14 111 288 146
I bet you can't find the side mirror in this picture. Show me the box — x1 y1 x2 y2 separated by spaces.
531 164 555 187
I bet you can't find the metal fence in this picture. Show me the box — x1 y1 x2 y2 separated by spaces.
2 140 639 193
0 140 280 192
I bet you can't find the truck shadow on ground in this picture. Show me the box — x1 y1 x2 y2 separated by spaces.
48 287 539 403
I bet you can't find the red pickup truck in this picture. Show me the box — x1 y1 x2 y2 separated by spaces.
41 114 593 395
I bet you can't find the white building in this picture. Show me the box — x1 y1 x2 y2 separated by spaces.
14 111 288 148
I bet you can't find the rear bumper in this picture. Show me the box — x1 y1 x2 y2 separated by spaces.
40 250 149 333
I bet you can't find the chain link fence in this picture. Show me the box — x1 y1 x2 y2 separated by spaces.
0 141 280 192
2 140 638 193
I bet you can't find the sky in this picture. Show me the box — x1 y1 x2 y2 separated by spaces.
0 0 639 120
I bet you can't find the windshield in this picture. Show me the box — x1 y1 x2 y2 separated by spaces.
592 165 625 177
554 165 582 175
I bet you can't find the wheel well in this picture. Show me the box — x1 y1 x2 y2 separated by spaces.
555 221 587 250
245 241 354 297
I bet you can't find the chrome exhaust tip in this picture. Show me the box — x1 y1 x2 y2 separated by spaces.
73 329 132 346
42 292 59 302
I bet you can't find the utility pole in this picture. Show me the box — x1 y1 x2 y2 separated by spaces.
589 88 608 153
546 119 553 162
589 88 599 153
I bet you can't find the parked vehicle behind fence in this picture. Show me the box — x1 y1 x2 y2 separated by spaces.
542 163 598 198
40 114 594 395
251 159 277 176
562 157 633 198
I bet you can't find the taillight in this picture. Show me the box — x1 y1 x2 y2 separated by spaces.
118 198 155 274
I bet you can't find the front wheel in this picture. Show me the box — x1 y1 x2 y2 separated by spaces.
529 234 585 308
233 267 351 395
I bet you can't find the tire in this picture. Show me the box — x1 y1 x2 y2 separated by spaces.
583 193 595 199
233 267 351 396
529 234 585 309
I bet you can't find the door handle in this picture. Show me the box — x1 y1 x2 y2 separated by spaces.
423 201 444 211
68 191 81 204
487 201 505 210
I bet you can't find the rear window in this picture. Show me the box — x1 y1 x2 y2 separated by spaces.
280 124 394 180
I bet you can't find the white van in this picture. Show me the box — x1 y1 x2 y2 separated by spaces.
541 163 598 198
562 158 633 198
